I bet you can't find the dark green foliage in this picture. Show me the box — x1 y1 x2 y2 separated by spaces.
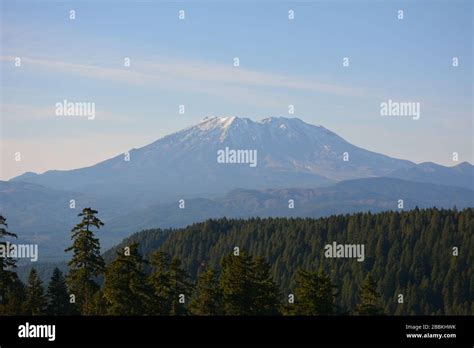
252 257 281 315
0 275 26 315
23 268 47 315
149 208 472 315
103 243 151 315
2 208 473 315
168 258 194 315
103 229 172 264
91 290 108 315
14 262 68 287
148 251 172 315
46 268 74 315
355 273 384 315
287 269 338 315
0 215 19 312
219 253 254 315
148 251 194 315
220 252 280 315
0 215 17 268
65 207 105 315
190 269 222 315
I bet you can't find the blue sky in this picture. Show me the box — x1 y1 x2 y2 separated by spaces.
1 0 472 179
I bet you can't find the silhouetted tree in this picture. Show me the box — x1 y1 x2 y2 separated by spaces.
65 208 105 315
220 252 280 315
24 268 47 315
103 243 151 315
46 268 74 315
0 215 19 311
288 269 338 315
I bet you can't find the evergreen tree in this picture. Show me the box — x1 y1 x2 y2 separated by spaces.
289 269 338 315
355 273 384 315
91 290 108 315
190 269 222 315
0 276 26 315
148 252 193 315
65 207 105 315
0 215 19 311
46 268 74 315
220 252 255 315
168 258 194 315
0 215 16 267
1 207 470 316
148 251 172 315
251 257 281 315
23 268 47 315
103 243 151 315
220 252 280 315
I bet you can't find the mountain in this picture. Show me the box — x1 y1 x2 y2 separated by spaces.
103 177 474 234
3 177 472 262
389 161 473 189
4 116 473 261
0 180 128 261
11 117 415 204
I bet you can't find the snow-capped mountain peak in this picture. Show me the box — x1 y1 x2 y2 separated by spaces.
11 115 419 202
197 116 237 130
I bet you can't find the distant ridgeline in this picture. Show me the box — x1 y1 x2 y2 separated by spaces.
103 207 473 315
8 208 473 315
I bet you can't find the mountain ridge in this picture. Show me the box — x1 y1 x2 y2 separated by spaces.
3 176 472 262
4 116 472 261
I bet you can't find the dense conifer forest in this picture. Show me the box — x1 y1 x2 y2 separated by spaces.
1 208 472 315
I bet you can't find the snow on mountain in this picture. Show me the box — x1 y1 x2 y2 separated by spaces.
9 116 421 203
5 116 473 261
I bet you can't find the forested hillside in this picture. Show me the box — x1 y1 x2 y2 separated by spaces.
104 207 473 315
2 208 472 315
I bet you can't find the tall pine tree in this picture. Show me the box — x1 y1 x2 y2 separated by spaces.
0 276 26 315
289 269 338 315
148 252 193 315
220 252 280 315
168 258 194 315
148 251 172 315
251 257 281 315
355 273 384 315
103 243 151 315
23 268 47 315
0 215 20 313
46 268 74 315
190 269 222 315
220 252 255 315
65 207 105 315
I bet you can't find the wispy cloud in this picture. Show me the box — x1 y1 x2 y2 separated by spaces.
142 58 366 97
0 55 367 102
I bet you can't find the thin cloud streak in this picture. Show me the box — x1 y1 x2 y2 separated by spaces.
1 55 367 99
